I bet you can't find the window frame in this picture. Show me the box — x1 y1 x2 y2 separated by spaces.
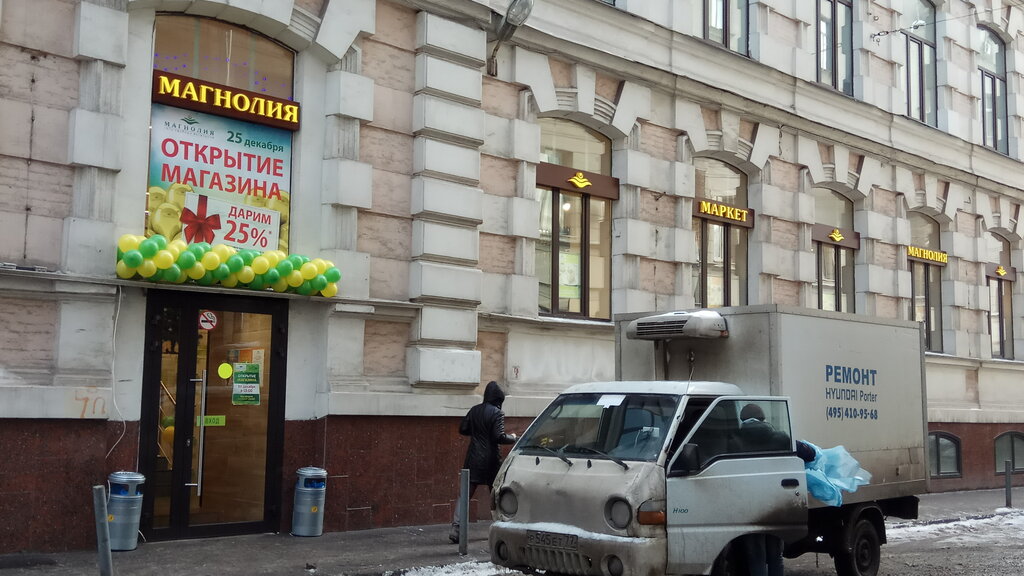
810 188 858 313
704 0 748 55
817 0 854 95
904 2 937 126
985 233 1015 359
927 431 962 478
908 212 944 352
995 431 1024 474
692 158 751 309
977 27 1008 154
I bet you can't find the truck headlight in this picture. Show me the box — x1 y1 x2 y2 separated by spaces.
497 488 518 516
605 497 632 529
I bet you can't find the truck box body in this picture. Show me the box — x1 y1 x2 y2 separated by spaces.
617 305 928 506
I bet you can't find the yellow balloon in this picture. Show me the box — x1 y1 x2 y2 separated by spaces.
320 283 338 298
271 279 289 293
251 256 270 275
238 267 255 284
173 271 188 284
201 251 222 271
264 251 280 267
138 260 158 278
324 260 336 269
312 258 327 274
286 270 304 287
153 250 175 269
213 244 232 260
220 275 238 288
118 234 140 253
300 262 318 280
187 263 206 279
115 260 135 279
217 363 233 379
170 239 189 252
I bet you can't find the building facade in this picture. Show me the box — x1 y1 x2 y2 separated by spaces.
1 0 1023 553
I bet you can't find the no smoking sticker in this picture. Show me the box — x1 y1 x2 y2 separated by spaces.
198 310 218 330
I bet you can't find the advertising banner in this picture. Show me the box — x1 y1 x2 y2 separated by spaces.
147 102 292 252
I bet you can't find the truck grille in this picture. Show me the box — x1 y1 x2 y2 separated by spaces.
633 319 688 338
525 546 592 575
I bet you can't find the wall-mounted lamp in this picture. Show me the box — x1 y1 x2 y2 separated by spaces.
487 0 535 76
870 18 927 43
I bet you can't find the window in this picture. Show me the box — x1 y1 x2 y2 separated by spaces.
904 1 937 125
995 432 1024 473
692 158 750 308
985 232 1014 359
978 27 1008 154
537 119 616 320
682 399 793 469
818 0 853 95
705 0 748 55
927 432 961 478
908 212 943 351
811 188 857 312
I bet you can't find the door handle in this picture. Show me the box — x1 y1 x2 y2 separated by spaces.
781 478 800 489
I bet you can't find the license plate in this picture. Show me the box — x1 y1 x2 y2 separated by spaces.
527 530 578 551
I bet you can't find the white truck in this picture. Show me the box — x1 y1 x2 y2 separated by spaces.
488 305 927 576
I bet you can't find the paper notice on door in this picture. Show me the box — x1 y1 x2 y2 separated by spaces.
231 362 261 406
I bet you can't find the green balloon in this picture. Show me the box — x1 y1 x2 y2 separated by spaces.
176 251 196 269
188 244 206 258
239 250 255 265
197 242 212 252
248 277 265 291
197 272 215 286
163 264 182 282
288 255 304 268
139 239 159 258
324 267 341 283
276 259 293 276
226 255 244 273
214 263 232 280
150 234 168 250
263 269 280 284
311 275 328 291
297 281 313 295
123 250 144 268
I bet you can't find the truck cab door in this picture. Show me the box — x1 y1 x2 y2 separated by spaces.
663 397 808 574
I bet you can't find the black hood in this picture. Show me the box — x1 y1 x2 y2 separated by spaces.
483 381 505 408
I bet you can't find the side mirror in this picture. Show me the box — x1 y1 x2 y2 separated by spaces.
670 443 701 476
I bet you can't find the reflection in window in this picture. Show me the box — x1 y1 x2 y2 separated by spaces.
909 212 943 351
537 119 613 319
904 0 936 125
154 15 294 99
818 0 853 95
985 233 1014 359
693 158 748 308
995 432 1024 473
684 399 792 469
705 0 747 55
927 432 961 478
978 27 1008 154
812 188 855 312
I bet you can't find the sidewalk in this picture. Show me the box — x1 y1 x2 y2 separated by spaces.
1 487 1021 576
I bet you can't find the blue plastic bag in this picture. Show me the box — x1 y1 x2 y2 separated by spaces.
801 441 871 507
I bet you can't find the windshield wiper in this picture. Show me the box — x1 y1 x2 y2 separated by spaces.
521 444 573 467
574 446 629 471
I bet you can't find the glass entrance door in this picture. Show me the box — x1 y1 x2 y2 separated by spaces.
140 291 287 539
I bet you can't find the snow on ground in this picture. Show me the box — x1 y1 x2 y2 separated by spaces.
388 562 517 576
887 508 1024 545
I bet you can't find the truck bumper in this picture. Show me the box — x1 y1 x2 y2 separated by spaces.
489 522 666 576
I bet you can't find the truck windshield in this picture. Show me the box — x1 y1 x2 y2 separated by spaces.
518 393 680 462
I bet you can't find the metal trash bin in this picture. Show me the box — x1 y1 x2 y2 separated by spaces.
107 471 145 551
292 467 327 537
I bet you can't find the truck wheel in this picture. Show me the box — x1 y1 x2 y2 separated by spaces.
833 518 880 576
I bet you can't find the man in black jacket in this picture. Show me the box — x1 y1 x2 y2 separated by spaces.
450 380 517 544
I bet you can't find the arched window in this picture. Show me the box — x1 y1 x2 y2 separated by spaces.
977 27 1008 154
985 232 1014 359
692 158 749 308
927 432 961 478
908 212 943 351
811 188 857 312
817 0 853 95
704 0 748 55
536 119 616 320
995 431 1024 473
905 0 937 126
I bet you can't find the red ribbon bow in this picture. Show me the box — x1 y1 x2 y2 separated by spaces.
180 194 221 244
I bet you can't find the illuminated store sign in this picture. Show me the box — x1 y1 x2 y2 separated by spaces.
693 200 755 228
907 246 948 265
153 71 300 131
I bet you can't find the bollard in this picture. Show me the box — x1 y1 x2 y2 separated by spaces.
1007 460 1013 508
92 485 113 576
458 469 469 555
292 467 328 536
107 472 145 551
